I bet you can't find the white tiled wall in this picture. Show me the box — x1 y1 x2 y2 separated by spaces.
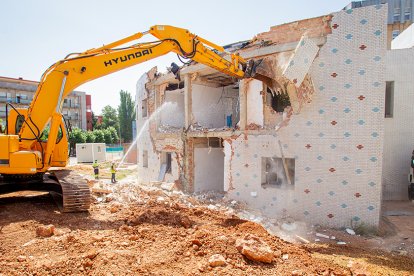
225 5 387 228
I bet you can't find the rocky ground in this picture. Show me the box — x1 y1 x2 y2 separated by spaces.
0 165 413 275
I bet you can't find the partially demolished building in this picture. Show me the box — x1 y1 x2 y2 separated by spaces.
136 5 388 228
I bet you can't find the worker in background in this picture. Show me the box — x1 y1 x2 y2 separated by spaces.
92 160 99 179
110 162 117 183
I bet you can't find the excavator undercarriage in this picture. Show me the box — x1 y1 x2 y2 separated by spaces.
0 170 91 212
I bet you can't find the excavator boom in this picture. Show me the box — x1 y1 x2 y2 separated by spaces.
0 25 256 212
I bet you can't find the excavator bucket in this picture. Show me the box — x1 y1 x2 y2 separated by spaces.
244 59 279 89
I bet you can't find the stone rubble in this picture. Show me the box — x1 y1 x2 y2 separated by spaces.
235 234 274 263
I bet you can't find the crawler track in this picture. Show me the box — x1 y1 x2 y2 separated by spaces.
0 169 91 212
50 170 91 212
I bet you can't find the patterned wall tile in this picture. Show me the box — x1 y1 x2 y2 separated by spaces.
224 4 387 228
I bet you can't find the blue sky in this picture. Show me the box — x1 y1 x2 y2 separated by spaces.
0 0 351 113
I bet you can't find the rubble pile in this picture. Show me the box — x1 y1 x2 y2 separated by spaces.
0 177 351 275
1 165 413 275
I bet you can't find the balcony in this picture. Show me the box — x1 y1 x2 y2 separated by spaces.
17 99 31 104
0 97 31 104
62 102 80 109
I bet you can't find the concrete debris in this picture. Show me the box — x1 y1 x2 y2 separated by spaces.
337 242 347 245
208 254 226 267
17 255 27 262
179 215 193 229
235 234 274 263
315 233 330 239
92 188 112 194
346 228 356 235
160 182 176 191
207 204 218 210
347 260 370 276
295 235 310 244
36 225 55 238
291 270 304 276
282 254 289 260
156 196 165 202
83 249 99 260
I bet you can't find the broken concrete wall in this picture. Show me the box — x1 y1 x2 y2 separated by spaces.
192 84 237 128
245 80 264 128
383 47 414 200
224 135 296 217
136 74 182 184
194 147 225 193
160 89 185 129
225 5 387 228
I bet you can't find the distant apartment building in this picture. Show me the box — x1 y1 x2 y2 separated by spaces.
0 76 88 130
346 0 413 47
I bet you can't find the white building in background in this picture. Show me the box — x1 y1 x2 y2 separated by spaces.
382 25 414 200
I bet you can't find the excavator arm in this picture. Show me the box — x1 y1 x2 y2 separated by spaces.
20 25 248 157
0 25 258 212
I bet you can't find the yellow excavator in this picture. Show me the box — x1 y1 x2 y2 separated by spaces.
0 25 262 212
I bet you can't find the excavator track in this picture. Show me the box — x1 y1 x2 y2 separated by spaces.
48 170 91 212
0 169 91 213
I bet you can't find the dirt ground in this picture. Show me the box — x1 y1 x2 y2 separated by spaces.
0 166 413 275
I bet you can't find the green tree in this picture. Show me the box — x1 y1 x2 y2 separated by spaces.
93 129 105 143
107 126 119 143
91 111 99 130
85 131 96 143
103 128 113 144
101 105 119 131
69 127 86 144
118 90 136 143
68 127 86 156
